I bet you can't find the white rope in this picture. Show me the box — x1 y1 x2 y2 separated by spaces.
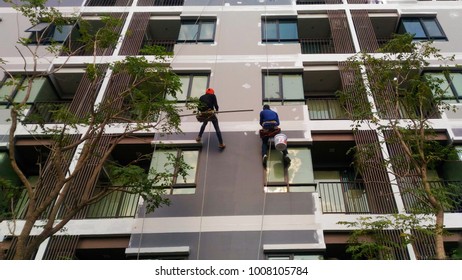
196 122 212 259
257 0 271 260
195 0 225 260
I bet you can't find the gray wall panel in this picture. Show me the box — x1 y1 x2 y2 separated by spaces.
148 131 314 218
130 230 320 260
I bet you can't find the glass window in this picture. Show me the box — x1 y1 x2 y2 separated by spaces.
149 148 199 195
423 72 462 103
265 147 315 193
0 76 57 108
178 20 216 43
262 19 298 43
26 23 74 44
86 187 139 218
263 73 304 105
267 253 323 260
169 74 209 102
398 17 446 40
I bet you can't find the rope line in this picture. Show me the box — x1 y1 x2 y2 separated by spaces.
195 0 225 260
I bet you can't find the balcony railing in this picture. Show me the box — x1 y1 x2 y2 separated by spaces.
296 0 343 4
401 180 462 213
300 38 335 54
317 181 371 214
86 186 140 218
138 0 184 5
85 0 133 6
141 39 175 54
23 101 72 124
307 98 348 120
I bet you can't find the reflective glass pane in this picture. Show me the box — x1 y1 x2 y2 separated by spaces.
14 77 47 103
178 150 198 184
263 21 278 41
282 74 304 100
267 152 285 183
178 23 198 41
421 18 444 38
149 150 176 186
264 186 287 193
172 188 196 194
402 19 426 39
288 148 314 184
264 75 281 99
289 186 316 192
279 21 298 40
0 78 17 101
168 76 189 101
52 25 73 42
190 76 208 98
294 255 323 260
424 73 454 99
26 22 51 32
449 73 462 98
198 22 215 41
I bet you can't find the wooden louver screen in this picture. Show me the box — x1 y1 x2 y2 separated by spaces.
353 130 398 214
119 12 151 55
351 10 379 53
327 10 356 54
42 235 80 260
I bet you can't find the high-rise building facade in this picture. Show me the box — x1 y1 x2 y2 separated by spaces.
0 0 461 260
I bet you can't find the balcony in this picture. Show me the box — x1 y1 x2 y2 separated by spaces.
85 0 133 6
297 0 342 4
400 180 462 213
140 18 180 55
304 66 347 120
318 181 371 214
138 0 184 5
300 38 335 54
141 39 175 54
307 98 348 120
23 101 72 124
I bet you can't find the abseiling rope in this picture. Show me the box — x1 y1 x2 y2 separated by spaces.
136 0 214 260
257 0 271 260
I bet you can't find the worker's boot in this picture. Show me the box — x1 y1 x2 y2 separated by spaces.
219 143 226 149
283 155 291 167
262 155 268 168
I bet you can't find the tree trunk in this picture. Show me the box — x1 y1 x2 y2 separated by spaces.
434 209 446 260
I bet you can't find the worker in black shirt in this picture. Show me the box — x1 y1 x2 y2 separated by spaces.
195 88 226 149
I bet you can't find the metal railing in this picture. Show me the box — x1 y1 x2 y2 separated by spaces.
300 38 335 54
86 186 140 218
23 101 72 124
317 181 371 214
400 180 462 213
150 0 185 6
141 39 176 54
85 0 133 6
296 0 342 4
306 98 348 120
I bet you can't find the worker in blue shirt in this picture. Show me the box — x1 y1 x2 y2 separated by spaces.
259 104 289 168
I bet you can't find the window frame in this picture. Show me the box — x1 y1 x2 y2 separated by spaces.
262 72 305 105
262 18 299 43
177 19 216 43
25 22 74 45
423 70 462 103
398 17 447 41
170 73 210 102
0 75 58 109
150 147 200 195
264 147 316 193
266 253 324 260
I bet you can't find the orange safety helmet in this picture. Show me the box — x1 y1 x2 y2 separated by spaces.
205 88 215 94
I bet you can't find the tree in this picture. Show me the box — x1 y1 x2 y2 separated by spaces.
337 33 461 259
0 0 193 259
